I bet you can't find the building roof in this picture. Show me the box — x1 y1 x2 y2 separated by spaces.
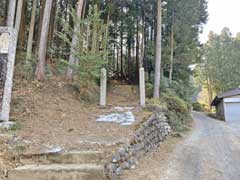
211 88 240 106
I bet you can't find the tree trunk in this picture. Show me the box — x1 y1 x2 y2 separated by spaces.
139 22 145 68
153 0 162 98
18 0 27 48
7 0 16 27
140 39 145 68
35 0 53 81
206 68 213 111
82 0 87 18
91 4 98 53
55 0 63 58
15 0 23 40
35 0 46 54
135 15 140 82
48 0 56 47
127 33 131 79
104 13 110 64
150 4 154 42
209 79 213 111
120 35 123 77
117 46 119 73
169 17 174 84
139 6 145 69
66 0 84 80
27 0 38 60
120 0 124 77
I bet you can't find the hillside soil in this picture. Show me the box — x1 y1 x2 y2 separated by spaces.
9 77 152 154
0 71 152 177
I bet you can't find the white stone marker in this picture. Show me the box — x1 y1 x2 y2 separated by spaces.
139 67 146 106
0 27 17 122
0 33 10 54
100 68 107 106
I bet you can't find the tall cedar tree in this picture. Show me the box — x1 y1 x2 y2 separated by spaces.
35 0 53 80
153 0 162 98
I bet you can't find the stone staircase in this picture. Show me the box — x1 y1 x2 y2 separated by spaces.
8 150 107 180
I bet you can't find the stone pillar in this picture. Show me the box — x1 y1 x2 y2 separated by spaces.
100 68 107 106
139 67 145 106
0 27 17 122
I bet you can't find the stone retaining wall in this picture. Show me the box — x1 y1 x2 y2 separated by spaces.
104 112 171 179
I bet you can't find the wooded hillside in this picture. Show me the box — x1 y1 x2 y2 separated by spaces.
196 28 240 108
0 0 207 101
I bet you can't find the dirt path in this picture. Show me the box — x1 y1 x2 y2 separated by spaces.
123 112 240 180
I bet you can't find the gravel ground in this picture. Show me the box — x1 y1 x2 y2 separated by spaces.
124 111 240 180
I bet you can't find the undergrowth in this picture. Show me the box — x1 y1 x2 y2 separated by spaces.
145 93 192 135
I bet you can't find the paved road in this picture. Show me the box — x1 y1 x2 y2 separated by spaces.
159 111 240 180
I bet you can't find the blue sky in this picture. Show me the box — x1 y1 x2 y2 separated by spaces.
199 0 240 42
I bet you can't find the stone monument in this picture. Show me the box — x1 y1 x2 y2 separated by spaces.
139 67 146 106
100 68 107 106
0 27 17 127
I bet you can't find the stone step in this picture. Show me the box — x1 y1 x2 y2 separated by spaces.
20 151 106 165
8 164 106 180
